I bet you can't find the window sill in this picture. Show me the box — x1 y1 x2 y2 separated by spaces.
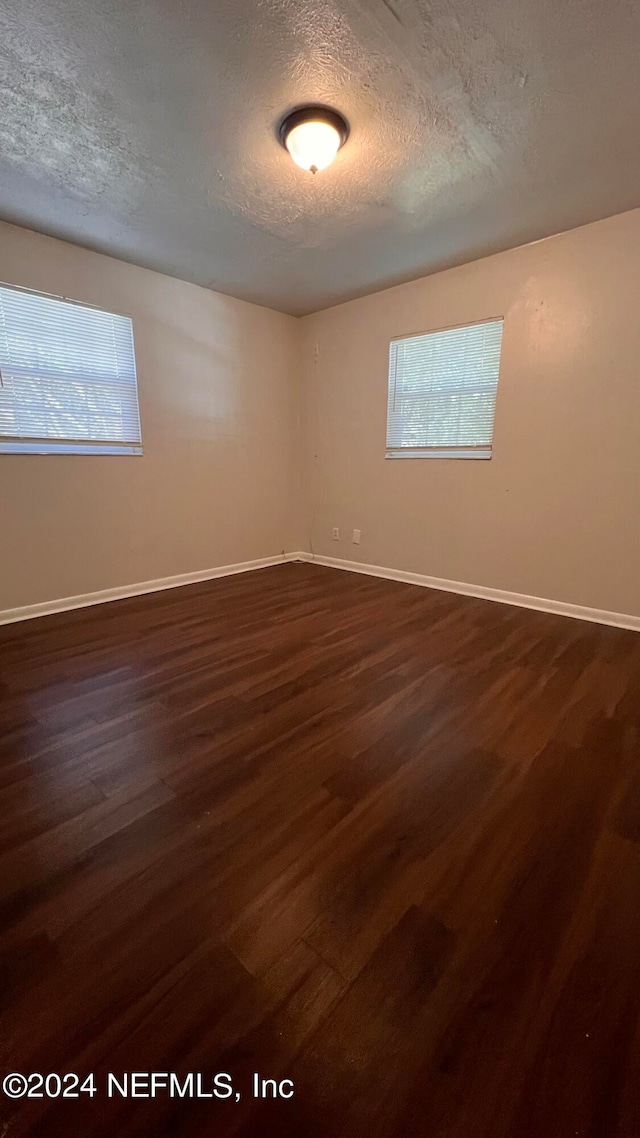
0 442 143 456
385 447 492 460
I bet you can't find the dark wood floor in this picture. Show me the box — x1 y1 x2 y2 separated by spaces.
1 562 640 1137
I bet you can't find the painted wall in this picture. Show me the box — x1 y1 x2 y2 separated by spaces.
300 208 640 618
3 206 640 620
0 221 301 611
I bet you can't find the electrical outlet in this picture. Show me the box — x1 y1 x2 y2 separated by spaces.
332 527 340 540
352 529 361 544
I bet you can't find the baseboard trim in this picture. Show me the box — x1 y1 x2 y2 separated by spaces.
0 554 298 626
293 552 640 632
4 550 638 633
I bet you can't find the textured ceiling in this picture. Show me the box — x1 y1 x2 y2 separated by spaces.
1 0 640 314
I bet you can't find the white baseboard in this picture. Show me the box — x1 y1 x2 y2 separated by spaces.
3 550 639 633
0 553 298 626
292 551 640 632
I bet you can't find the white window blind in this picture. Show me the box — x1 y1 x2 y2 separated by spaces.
386 318 504 459
0 284 142 455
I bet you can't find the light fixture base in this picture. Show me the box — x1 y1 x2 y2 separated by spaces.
278 106 350 152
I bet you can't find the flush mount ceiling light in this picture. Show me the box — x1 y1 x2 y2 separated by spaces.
278 106 349 174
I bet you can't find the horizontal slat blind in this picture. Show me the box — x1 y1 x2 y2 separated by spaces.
386 318 503 459
0 285 141 454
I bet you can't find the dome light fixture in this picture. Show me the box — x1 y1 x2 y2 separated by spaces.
279 106 349 174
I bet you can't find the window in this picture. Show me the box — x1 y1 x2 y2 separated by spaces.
386 317 504 459
0 284 142 455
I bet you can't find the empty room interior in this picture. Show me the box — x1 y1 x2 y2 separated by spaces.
2 0 640 1134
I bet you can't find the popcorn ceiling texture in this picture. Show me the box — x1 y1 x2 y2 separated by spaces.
1 0 639 314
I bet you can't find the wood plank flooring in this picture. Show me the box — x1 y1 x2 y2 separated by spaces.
1 561 640 1137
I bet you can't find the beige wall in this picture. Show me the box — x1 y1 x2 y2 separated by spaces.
300 208 640 617
3 207 640 619
0 221 302 611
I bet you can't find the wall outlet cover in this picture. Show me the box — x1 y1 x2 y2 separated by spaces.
332 527 340 540
352 529 361 544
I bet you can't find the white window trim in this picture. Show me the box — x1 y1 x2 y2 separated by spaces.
385 316 504 460
386 446 492 460
0 281 142 457
0 440 143 456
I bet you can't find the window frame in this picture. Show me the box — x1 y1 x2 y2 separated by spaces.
0 282 143 457
385 315 504 461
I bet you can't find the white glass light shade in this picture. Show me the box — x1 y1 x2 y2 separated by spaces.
284 119 342 173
